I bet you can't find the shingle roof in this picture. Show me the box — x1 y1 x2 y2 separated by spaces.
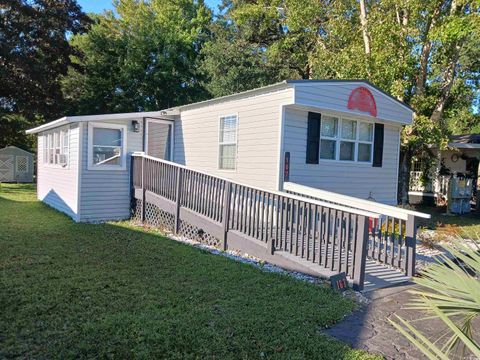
450 134 480 144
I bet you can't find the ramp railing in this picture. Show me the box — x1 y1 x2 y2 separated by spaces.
131 153 384 290
284 182 430 277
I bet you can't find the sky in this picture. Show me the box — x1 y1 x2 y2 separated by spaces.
77 0 222 14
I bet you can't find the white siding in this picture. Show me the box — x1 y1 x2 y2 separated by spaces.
37 124 80 220
174 88 294 190
79 120 144 222
294 82 412 124
283 107 401 204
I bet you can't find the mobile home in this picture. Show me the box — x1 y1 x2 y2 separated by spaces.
27 80 413 222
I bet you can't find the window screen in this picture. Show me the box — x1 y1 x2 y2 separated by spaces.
219 115 238 170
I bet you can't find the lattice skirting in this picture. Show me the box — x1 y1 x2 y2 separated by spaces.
131 199 221 248
178 220 221 247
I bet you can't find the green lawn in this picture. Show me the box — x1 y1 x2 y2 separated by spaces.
416 205 480 240
0 184 378 359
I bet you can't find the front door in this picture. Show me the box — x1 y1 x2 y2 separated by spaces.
145 119 174 161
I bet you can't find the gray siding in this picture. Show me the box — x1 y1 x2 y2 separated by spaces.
294 82 412 124
283 107 400 205
37 124 80 220
79 120 144 222
174 88 294 190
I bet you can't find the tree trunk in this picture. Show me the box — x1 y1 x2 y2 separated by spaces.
416 4 442 96
359 0 371 55
430 48 460 122
398 147 413 205
430 0 461 122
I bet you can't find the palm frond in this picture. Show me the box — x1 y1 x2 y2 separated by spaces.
390 237 480 359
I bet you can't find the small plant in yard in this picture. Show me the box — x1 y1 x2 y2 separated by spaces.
389 236 480 359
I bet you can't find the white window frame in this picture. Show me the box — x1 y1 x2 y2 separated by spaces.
319 113 374 164
43 134 48 164
218 114 238 171
42 126 70 168
88 122 127 171
60 129 69 167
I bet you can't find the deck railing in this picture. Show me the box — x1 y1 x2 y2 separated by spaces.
131 153 387 290
283 182 430 277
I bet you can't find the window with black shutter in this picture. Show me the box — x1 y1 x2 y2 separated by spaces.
306 112 321 164
373 123 384 167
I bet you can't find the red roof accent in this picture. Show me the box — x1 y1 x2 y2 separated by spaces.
347 86 377 117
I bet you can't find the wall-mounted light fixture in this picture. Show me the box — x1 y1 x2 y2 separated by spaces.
132 120 140 132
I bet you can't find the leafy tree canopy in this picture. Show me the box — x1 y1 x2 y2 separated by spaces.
62 0 213 114
200 0 480 202
0 0 90 149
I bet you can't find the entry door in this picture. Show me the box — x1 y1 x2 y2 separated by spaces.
146 119 174 160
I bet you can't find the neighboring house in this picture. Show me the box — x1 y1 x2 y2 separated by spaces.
409 134 480 208
26 80 413 222
0 146 34 183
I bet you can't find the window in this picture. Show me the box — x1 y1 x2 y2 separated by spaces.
43 127 69 167
218 115 238 170
60 130 69 165
319 115 374 163
53 131 60 164
88 123 127 170
43 135 48 164
320 115 338 160
48 133 53 164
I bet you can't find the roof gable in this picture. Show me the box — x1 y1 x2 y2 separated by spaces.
290 80 413 124
0 145 33 155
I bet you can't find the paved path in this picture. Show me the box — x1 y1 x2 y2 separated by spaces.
325 283 449 360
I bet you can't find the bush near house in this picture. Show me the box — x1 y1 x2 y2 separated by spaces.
0 184 379 359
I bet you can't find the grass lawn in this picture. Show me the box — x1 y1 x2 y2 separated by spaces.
0 184 379 359
416 205 480 240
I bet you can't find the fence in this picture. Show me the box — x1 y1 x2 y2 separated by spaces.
131 153 427 290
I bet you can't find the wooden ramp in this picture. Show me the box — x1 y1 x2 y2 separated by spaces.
131 154 427 292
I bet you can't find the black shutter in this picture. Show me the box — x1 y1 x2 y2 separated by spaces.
306 112 321 164
373 123 384 167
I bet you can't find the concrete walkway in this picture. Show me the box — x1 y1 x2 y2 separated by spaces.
325 283 449 360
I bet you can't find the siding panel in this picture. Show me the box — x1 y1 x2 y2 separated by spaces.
283 107 400 204
79 120 144 222
294 83 412 124
37 124 80 220
175 88 293 190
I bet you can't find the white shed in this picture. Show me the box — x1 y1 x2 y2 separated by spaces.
0 146 34 183
27 80 413 222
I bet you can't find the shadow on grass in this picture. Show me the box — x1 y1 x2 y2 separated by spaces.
0 187 380 359
0 183 36 194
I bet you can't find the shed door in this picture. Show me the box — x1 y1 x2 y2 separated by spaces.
0 154 14 182
146 119 174 161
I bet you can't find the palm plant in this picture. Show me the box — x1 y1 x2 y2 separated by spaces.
389 237 480 359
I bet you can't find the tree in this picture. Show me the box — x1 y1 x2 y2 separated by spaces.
202 0 480 203
62 0 213 115
0 0 90 149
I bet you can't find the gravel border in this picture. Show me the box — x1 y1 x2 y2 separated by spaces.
135 222 371 305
